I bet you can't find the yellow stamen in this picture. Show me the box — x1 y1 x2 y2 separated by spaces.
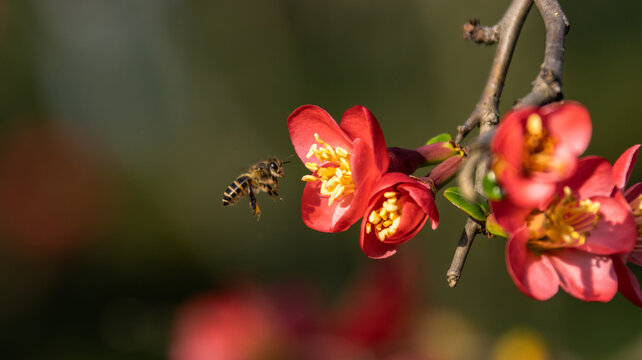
527 186 601 252
366 193 405 242
305 162 319 172
630 194 642 238
522 113 564 175
302 133 354 207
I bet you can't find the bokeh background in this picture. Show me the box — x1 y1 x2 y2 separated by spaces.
0 0 641 359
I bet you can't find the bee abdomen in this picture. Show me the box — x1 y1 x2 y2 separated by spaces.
222 175 250 206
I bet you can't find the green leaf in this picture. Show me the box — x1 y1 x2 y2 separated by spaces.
425 133 452 145
485 214 508 238
482 171 503 201
443 187 489 221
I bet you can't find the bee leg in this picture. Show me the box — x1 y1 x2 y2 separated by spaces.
249 191 260 220
267 183 282 201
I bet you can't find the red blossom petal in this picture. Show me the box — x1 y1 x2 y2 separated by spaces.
491 107 533 169
500 168 557 209
490 199 533 234
546 249 617 302
506 228 560 300
340 106 389 174
577 193 637 255
544 102 592 156
359 173 436 259
624 182 642 202
612 254 642 307
385 200 428 243
400 181 439 229
360 218 398 259
288 105 353 165
613 144 640 191
557 156 615 199
301 181 354 232
299 140 379 233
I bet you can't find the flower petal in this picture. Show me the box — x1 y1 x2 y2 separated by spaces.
340 106 389 174
546 249 617 302
490 199 533 234
577 194 637 255
557 156 615 199
360 220 398 259
612 254 642 307
506 228 560 300
288 105 353 165
384 199 428 243
624 182 642 202
500 168 557 209
543 101 592 156
300 181 355 232
613 144 640 191
491 107 533 169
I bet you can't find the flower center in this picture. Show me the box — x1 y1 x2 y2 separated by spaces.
526 186 601 252
300 133 354 206
365 191 402 242
522 114 563 175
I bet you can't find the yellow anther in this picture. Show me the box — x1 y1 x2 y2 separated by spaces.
383 201 398 212
526 114 543 136
527 187 601 252
369 210 382 224
302 134 354 207
305 162 319 171
306 144 317 159
365 192 404 242
301 175 317 182
384 191 398 198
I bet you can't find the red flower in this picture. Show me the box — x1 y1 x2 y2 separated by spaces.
288 105 389 232
360 173 439 258
491 102 592 210
170 288 285 360
611 144 642 306
500 157 637 301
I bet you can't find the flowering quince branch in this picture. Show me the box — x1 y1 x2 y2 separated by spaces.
449 0 534 287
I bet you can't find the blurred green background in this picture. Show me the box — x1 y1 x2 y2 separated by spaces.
0 0 640 359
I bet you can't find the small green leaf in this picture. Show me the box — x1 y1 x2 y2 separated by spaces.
482 171 503 201
443 187 489 221
425 133 452 145
485 214 508 238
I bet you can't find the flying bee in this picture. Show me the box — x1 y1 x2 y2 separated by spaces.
222 157 288 219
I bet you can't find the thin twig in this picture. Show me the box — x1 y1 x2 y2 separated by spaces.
455 0 534 144
447 218 482 287
448 0 570 287
448 0 533 287
516 0 569 107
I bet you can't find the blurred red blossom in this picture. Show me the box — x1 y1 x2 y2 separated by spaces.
491 102 591 210
0 123 114 259
170 257 419 360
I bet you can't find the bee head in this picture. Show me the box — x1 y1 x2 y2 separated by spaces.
268 157 286 177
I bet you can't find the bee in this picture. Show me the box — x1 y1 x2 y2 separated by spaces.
222 157 287 219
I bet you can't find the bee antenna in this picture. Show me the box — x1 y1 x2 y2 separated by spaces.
282 160 291 165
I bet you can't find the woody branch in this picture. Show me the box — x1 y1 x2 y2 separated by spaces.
447 0 569 287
